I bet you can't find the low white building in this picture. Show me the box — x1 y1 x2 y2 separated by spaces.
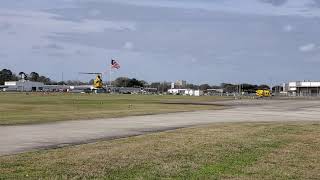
168 89 203 96
194 90 204 96
168 89 186 95
3 80 45 92
207 89 224 96
283 81 320 96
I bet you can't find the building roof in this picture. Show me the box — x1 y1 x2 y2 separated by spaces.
289 81 320 88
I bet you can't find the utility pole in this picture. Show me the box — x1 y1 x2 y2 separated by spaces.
61 72 64 86
162 82 164 94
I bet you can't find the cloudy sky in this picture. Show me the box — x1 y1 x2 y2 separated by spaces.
1 0 320 84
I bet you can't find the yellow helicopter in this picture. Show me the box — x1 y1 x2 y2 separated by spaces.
79 72 106 93
256 89 271 97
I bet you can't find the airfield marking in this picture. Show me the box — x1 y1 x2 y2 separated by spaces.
1 99 320 156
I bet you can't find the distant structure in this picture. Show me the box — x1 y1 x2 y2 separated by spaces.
283 81 320 96
175 80 187 88
0 80 157 94
1 80 68 92
168 80 204 96
171 82 175 89
207 89 224 96
168 89 203 96
3 80 45 92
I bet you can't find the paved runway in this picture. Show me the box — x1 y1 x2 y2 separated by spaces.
1 99 320 156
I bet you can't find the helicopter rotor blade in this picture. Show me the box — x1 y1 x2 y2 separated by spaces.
79 72 102 75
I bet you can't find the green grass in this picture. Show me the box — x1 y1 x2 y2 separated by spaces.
0 122 319 179
0 93 228 125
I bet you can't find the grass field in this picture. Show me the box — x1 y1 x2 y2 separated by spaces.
0 93 228 125
0 122 319 179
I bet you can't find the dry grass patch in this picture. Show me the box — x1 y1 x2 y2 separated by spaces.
0 122 319 179
0 93 227 125
240 124 320 179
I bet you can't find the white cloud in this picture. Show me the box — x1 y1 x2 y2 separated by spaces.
299 43 317 52
88 9 101 17
123 41 134 50
104 0 320 18
0 9 137 35
283 24 293 32
191 58 197 63
45 43 64 50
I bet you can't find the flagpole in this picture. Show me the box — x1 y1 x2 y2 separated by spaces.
109 59 112 87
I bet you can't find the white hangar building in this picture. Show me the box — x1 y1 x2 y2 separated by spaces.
284 81 320 96
3 80 45 92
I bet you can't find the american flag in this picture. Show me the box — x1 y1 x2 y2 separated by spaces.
111 59 120 69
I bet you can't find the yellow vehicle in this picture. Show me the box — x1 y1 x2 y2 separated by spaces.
79 72 106 93
93 75 103 89
256 89 271 97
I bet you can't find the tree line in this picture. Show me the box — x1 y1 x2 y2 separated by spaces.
0 69 52 85
0 69 93 86
1 69 275 93
221 83 271 93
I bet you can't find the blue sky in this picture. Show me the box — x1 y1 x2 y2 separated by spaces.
1 0 320 85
